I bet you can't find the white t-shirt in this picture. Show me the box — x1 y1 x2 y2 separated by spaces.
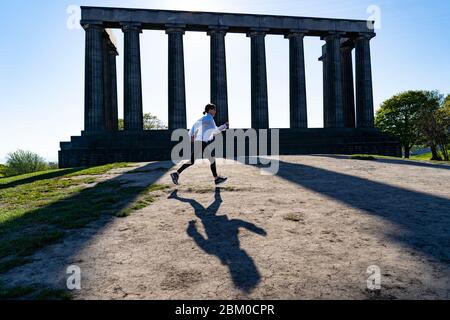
189 113 227 142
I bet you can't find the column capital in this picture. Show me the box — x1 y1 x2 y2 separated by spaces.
82 21 104 31
165 24 186 34
121 23 142 33
340 38 355 50
321 31 346 41
355 32 376 41
207 26 229 36
284 29 309 39
246 28 270 38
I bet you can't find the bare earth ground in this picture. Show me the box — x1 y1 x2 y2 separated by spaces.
3 155 450 299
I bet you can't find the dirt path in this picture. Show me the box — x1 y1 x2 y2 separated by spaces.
3 156 450 299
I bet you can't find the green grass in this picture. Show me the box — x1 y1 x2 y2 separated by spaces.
0 285 35 300
350 154 401 160
117 184 169 217
0 163 168 276
0 163 130 184
33 288 73 300
0 283 73 300
350 154 449 164
0 258 34 274
411 153 433 160
350 155 377 161
64 163 130 177
0 168 80 187
411 152 449 163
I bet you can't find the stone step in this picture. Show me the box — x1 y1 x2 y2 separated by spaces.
59 129 401 167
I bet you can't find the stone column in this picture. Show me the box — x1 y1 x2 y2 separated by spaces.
122 23 143 131
83 23 105 132
322 33 345 128
102 35 112 130
247 29 269 129
319 44 330 127
355 33 375 128
107 41 119 131
285 31 308 128
341 41 356 128
208 26 229 126
166 25 187 130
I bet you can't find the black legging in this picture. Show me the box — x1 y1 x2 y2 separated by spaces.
177 141 217 178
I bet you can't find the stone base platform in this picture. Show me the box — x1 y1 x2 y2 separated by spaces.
59 128 401 168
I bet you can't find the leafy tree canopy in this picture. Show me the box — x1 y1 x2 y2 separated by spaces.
118 113 167 130
376 90 450 160
375 90 430 157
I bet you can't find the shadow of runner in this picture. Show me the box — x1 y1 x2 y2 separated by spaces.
253 158 450 264
169 188 267 293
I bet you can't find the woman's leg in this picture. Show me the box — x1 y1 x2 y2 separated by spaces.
177 145 196 175
203 142 218 178
209 159 218 178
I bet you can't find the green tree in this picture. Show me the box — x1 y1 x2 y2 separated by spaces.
0 164 6 178
118 113 167 130
444 94 450 108
435 97 450 160
415 91 444 160
375 91 428 158
5 150 48 176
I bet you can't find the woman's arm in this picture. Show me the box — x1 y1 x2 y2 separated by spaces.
217 123 228 131
189 121 200 142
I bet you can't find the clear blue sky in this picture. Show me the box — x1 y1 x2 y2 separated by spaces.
0 0 449 163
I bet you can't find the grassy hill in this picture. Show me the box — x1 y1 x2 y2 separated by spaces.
0 163 168 299
350 153 449 164
411 152 449 163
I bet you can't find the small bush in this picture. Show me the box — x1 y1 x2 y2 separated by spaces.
5 150 49 176
47 162 59 170
0 164 6 178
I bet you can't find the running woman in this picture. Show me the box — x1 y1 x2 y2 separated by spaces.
171 104 229 186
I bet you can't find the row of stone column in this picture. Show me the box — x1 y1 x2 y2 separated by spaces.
84 23 374 132
84 24 119 132
319 32 375 128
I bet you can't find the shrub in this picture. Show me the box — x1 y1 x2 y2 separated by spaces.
48 162 59 170
0 164 6 178
5 150 49 176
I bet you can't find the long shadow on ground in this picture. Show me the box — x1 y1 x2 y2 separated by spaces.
169 188 267 293
313 154 450 171
252 158 450 265
0 161 174 291
0 168 87 190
